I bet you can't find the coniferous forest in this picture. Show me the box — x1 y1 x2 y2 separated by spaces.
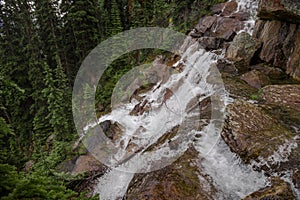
0 0 225 199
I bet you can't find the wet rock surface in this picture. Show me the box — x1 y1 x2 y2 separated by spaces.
192 0 248 50
243 177 295 200
261 85 300 111
212 1 238 17
100 120 124 141
125 147 216 200
221 100 294 164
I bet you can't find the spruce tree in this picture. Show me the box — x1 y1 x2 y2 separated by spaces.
61 0 102 81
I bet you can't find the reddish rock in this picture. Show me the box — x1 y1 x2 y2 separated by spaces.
72 154 107 174
241 70 271 89
258 0 300 24
212 1 238 17
261 85 300 111
253 20 300 80
125 147 216 200
243 177 295 200
249 64 285 79
195 16 217 33
211 17 243 40
230 12 250 21
253 20 284 65
286 28 300 81
221 100 293 164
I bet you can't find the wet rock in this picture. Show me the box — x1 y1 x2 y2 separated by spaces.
212 1 238 17
261 85 300 111
210 17 243 40
226 32 261 72
230 12 250 21
100 120 124 141
216 59 237 74
195 16 217 34
130 99 151 116
198 37 222 50
221 100 294 163
253 20 300 80
125 147 216 200
241 70 271 89
72 154 107 174
292 169 300 189
258 0 300 24
243 177 295 200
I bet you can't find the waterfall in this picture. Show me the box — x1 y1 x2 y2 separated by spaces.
92 0 267 199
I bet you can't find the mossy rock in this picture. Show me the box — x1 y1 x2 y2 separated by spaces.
221 100 294 165
125 147 216 200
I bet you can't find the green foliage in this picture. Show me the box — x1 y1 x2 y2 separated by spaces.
250 88 263 100
0 164 96 200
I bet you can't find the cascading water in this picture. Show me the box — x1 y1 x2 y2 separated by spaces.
92 0 271 199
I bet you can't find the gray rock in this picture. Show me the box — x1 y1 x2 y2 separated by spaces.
226 32 261 72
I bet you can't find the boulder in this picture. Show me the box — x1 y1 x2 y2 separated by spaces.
258 0 300 24
243 177 295 200
195 16 217 34
226 32 261 72
261 85 300 111
72 154 107 175
212 1 238 17
221 100 294 164
100 120 124 141
198 37 222 50
240 69 271 89
210 17 243 40
253 20 300 80
125 147 216 200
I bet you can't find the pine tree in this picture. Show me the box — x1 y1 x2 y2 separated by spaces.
61 0 102 81
107 0 123 36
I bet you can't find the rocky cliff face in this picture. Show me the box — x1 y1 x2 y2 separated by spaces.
253 0 300 80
